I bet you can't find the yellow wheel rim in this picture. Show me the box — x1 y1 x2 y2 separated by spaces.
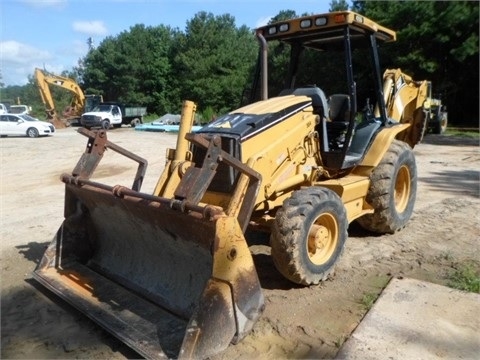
307 213 338 265
394 164 411 213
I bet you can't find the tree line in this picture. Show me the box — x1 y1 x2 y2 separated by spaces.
1 1 478 125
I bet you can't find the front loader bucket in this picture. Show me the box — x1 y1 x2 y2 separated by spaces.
33 182 264 359
34 101 264 358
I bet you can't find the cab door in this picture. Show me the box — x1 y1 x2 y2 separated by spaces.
111 106 122 124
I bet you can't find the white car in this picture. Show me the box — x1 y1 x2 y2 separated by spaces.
0 114 55 138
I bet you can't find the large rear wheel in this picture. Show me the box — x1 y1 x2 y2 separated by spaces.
433 112 448 134
270 187 348 285
357 139 417 233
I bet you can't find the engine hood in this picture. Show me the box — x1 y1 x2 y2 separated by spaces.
198 95 312 141
82 111 110 117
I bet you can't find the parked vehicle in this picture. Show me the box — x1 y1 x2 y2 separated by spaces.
0 114 55 138
33 11 425 359
81 102 146 129
0 103 7 115
424 82 448 134
8 105 32 115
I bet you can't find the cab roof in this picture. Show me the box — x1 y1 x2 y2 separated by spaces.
256 11 396 49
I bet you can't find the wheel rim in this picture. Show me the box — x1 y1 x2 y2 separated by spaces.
394 164 411 213
307 213 338 265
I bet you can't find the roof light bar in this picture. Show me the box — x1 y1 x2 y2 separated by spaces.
315 17 328 26
300 19 312 28
279 23 289 32
268 26 277 35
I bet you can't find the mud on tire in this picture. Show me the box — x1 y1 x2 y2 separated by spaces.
270 187 348 285
356 139 417 234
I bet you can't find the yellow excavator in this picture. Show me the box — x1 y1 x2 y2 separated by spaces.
33 11 426 359
34 68 102 128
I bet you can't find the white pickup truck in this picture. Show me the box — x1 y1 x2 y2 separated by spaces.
81 103 146 129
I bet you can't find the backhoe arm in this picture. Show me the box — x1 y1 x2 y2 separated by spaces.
377 68 428 146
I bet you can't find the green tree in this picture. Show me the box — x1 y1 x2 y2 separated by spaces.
330 0 350 11
352 1 479 124
173 12 257 115
82 24 177 115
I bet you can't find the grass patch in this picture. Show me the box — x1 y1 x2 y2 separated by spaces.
361 292 378 310
334 335 346 348
445 128 479 138
447 263 480 293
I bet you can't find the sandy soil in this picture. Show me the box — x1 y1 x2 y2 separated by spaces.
1 127 479 359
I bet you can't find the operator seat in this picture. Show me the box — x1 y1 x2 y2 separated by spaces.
279 87 328 121
326 94 351 149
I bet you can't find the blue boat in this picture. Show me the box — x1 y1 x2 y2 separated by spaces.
135 123 203 133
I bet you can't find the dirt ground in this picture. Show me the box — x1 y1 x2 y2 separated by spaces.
1 127 479 359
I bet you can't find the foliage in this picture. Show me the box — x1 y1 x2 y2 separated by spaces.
330 0 349 12
1 4 479 125
173 12 257 116
352 1 479 123
447 263 480 293
81 24 178 115
444 129 480 138
199 105 216 124
361 292 377 310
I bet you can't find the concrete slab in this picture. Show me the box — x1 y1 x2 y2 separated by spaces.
336 277 480 360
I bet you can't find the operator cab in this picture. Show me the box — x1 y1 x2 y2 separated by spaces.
252 11 396 170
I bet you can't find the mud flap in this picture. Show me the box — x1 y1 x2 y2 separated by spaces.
33 183 264 359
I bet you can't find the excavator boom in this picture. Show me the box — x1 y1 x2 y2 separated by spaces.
34 68 102 127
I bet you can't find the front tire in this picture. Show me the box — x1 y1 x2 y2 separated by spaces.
101 120 110 130
270 187 348 285
27 128 39 138
357 140 417 233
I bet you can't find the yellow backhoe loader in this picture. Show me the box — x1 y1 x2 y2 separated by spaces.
380 68 429 144
33 11 426 359
34 68 102 128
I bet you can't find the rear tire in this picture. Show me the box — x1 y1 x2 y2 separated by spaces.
270 187 348 285
131 118 141 127
27 127 39 138
356 140 416 233
433 112 448 134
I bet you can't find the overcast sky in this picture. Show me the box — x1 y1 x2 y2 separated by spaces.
1 0 331 86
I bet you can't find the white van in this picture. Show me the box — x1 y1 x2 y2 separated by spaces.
0 103 7 115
